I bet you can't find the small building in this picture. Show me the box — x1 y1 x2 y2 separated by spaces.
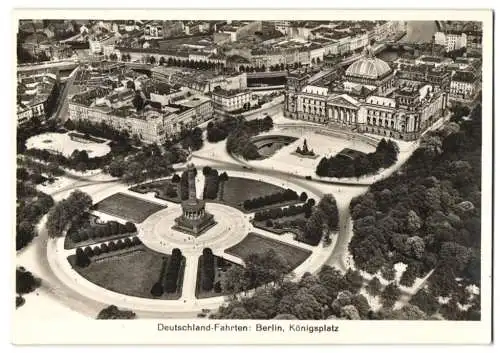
434 31 468 52
449 70 481 104
211 88 256 113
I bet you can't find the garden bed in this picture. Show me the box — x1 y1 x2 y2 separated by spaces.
225 232 311 270
92 193 166 223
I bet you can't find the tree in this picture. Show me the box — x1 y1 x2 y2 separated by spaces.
290 288 323 319
201 248 215 291
344 269 364 294
410 288 440 316
340 305 361 320
75 247 91 267
390 304 428 320
406 236 425 259
150 282 164 297
406 210 422 233
221 265 248 295
244 249 290 288
366 277 382 296
97 305 136 319
46 190 92 238
300 192 308 202
16 268 40 295
224 306 252 319
273 313 298 320
381 282 401 308
350 294 371 319
317 194 339 231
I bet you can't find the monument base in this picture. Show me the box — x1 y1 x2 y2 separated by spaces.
172 213 217 237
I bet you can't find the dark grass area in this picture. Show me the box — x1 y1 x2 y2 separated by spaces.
220 177 295 212
129 178 181 204
92 193 166 223
68 247 184 300
225 232 312 270
195 255 241 299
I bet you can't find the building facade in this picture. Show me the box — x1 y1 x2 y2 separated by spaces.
449 70 480 104
211 88 255 113
68 86 213 144
434 31 468 52
284 47 448 141
17 73 60 126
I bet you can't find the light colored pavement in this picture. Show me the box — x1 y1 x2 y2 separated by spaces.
179 255 199 302
138 203 250 256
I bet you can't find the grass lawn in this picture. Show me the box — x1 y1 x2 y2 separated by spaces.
129 178 181 204
225 232 312 270
68 248 184 300
92 193 166 223
220 177 296 212
195 255 241 299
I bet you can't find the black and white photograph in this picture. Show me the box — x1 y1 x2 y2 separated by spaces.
11 8 493 345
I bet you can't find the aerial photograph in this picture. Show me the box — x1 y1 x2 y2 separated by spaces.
15 18 483 322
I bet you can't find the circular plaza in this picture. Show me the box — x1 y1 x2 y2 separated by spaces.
46 168 335 315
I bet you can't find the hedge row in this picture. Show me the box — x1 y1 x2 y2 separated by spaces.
243 189 299 210
201 248 215 291
69 221 137 244
74 236 142 267
253 201 314 222
164 248 183 293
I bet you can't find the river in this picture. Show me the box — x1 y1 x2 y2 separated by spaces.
376 20 439 62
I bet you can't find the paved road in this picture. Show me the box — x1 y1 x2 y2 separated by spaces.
52 66 79 123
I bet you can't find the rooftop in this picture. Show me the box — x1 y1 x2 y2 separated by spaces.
212 87 249 97
452 70 477 83
17 73 58 107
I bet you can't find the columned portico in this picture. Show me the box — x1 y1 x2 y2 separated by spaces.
327 105 358 126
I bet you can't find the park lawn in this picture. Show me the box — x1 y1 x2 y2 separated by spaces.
195 255 240 299
225 232 312 270
69 248 184 300
220 177 287 211
92 192 166 223
129 178 181 204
